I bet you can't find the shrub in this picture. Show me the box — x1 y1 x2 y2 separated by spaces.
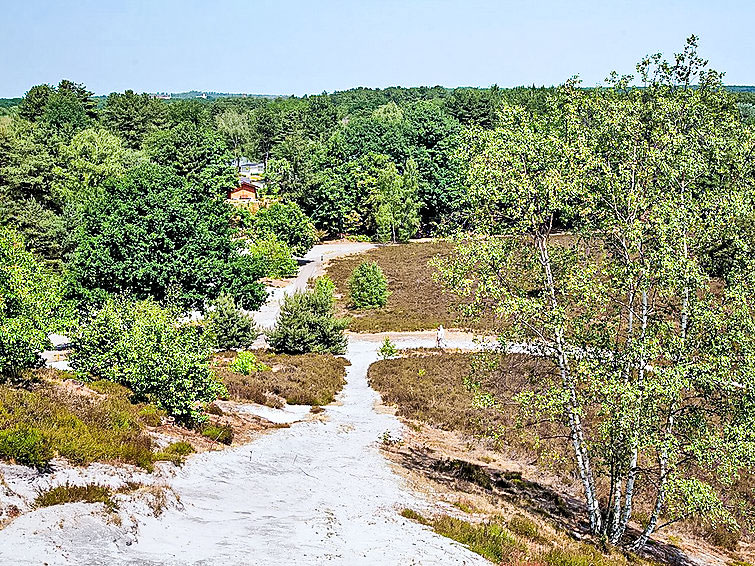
378 337 398 359
0 227 64 379
267 277 349 354
248 235 298 279
348 261 389 309
205 293 260 350
0 382 157 470
70 296 226 422
229 351 271 375
201 423 234 445
0 424 52 470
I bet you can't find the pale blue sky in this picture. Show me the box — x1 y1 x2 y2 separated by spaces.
2 0 753 97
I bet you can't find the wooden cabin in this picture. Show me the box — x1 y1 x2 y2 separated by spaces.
228 178 259 202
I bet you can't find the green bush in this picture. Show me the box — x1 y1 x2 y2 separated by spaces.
70 296 226 422
229 351 271 374
248 235 298 279
205 293 259 350
348 261 389 309
267 277 348 354
0 424 52 470
378 337 398 359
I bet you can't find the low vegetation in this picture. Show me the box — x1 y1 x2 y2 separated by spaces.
368 350 552 456
401 508 655 566
0 375 161 470
34 483 115 510
153 441 195 465
215 350 350 406
327 241 488 332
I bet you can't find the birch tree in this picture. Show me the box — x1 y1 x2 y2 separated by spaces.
435 38 755 551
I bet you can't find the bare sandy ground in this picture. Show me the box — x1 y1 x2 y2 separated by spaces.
0 242 489 566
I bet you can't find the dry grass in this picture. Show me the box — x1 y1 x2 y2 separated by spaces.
0 372 163 470
368 349 563 468
401 508 657 566
326 241 488 332
34 483 116 511
214 351 350 406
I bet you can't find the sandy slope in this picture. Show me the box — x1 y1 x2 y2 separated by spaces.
0 242 489 566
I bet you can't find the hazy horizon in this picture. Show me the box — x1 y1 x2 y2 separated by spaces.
2 0 754 98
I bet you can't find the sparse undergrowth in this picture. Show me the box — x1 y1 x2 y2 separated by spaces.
401 508 657 566
215 350 350 406
34 483 116 511
154 441 195 465
368 350 556 463
0 371 164 470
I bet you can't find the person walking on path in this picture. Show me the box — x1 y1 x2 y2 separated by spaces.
436 324 446 349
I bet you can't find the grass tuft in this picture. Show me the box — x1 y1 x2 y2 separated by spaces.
200 423 234 445
154 441 195 465
34 483 115 511
402 509 526 563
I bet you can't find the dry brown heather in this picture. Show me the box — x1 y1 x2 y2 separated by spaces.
326 241 482 332
367 350 565 465
214 351 350 407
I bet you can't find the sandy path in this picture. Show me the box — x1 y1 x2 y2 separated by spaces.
0 242 490 566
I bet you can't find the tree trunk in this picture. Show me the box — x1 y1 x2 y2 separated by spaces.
535 233 602 534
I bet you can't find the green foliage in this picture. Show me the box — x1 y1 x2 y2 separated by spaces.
102 90 167 149
229 351 271 375
70 296 226 422
436 37 755 550
68 163 266 312
267 277 348 354
200 423 234 445
247 234 298 278
53 127 139 206
205 293 259 351
348 261 389 309
0 227 64 378
154 441 195 465
0 424 52 470
374 159 421 243
144 121 236 196
250 201 317 257
378 337 398 359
